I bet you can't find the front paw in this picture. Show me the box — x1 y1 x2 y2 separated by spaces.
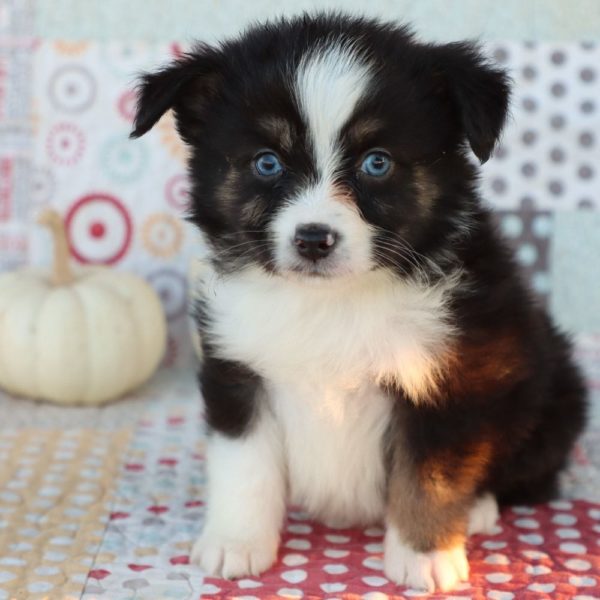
468 492 499 536
383 526 469 592
191 531 279 579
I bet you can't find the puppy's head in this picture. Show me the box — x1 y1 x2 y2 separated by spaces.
132 14 509 280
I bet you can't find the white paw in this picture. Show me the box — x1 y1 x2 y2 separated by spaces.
191 531 279 579
383 526 469 592
468 492 499 535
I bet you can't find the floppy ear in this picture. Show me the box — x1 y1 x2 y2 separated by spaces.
434 42 511 163
130 44 223 140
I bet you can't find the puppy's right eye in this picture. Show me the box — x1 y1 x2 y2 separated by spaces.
254 152 284 178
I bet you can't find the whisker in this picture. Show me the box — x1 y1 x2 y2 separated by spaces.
372 229 445 279
373 231 434 264
371 249 411 278
373 240 431 282
208 240 272 263
218 230 268 236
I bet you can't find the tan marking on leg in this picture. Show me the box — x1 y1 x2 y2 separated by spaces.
388 437 492 552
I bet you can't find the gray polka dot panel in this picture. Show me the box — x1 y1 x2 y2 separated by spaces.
480 42 598 313
481 42 599 212
493 210 553 306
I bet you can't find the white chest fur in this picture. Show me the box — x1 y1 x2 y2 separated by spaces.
202 267 455 399
200 266 456 523
269 378 390 525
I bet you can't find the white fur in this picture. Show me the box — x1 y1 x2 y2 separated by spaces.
203 265 456 402
468 493 499 535
294 42 372 179
383 524 469 592
191 407 286 578
270 379 389 526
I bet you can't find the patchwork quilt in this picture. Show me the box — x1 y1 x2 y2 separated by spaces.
1 1 599 598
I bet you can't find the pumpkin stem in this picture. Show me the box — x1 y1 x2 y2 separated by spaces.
37 209 74 285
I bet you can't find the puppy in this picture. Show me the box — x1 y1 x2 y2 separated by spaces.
131 13 587 592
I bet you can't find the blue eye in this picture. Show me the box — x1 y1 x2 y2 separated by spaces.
254 152 284 177
360 151 392 177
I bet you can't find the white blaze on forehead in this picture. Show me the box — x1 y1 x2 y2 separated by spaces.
295 42 372 179
272 43 374 277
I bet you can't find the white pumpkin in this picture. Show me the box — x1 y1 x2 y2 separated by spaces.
0 209 167 405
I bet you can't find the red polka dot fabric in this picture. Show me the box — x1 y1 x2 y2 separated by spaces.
201 500 600 599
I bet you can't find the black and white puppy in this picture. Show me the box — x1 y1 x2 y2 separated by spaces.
131 14 587 592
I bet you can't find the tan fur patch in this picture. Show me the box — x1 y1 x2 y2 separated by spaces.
413 166 439 213
219 169 266 226
442 329 530 398
257 116 294 151
421 440 493 502
240 196 267 226
346 117 384 142
387 331 522 550
330 183 357 206
388 436 492 552
218 168 241 209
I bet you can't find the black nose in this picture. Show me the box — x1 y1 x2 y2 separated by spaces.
294 224 338 261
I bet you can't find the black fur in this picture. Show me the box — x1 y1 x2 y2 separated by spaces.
200 354 261 437
192 297 263 436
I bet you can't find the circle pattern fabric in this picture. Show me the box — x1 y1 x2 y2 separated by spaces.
48 65 97 113
46 122 85 165
146 268 188 321
65 193 133 265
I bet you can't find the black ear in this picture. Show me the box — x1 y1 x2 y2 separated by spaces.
130 44 222 139
434 42 511 163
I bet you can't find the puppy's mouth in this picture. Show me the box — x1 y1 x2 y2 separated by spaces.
277 258 357 281
288 264 335 278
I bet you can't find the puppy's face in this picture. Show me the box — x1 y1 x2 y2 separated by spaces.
132 15 509 280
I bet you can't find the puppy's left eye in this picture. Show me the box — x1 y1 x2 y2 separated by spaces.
360 151 392 177
254 152 284 177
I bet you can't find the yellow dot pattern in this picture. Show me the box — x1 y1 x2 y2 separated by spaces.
0 429 131 600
